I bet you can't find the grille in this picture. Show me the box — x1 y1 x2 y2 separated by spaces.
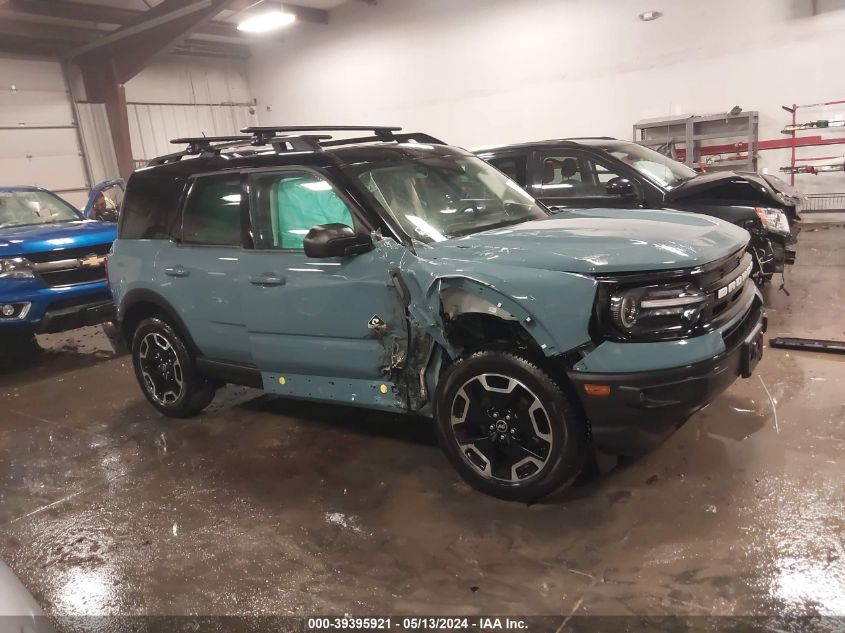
696 252 753 329
38 268 106 287
26 244 110 263
29 244 110 288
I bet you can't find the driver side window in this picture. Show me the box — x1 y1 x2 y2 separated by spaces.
250 171 356 250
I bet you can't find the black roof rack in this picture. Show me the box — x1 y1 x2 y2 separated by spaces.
148 126 444 167
241 125 403 145
170 135 253 153
321 132 445 147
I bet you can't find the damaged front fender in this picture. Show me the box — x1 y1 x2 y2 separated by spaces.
392 244 598 370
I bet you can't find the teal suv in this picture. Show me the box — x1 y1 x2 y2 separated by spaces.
110 126 765 501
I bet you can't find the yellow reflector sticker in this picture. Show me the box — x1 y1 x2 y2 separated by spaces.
379 384 389 394
278 377 286 385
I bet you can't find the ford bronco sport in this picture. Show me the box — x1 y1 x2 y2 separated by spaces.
110 126 766 501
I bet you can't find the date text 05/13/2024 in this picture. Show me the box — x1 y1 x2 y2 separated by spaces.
307 617 529 630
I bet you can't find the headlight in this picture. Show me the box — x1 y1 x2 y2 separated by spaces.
608 282 706 338
0 257 34 279
755 207 791 234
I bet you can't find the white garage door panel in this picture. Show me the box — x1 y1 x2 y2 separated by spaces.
0 91 75 128
0 155 86 192
0 58 67 91
0 128 79 160
0 57 89 200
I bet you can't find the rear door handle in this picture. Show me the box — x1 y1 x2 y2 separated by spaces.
249 273 286 286
164 265 189 278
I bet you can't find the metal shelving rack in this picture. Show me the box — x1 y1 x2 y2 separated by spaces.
780 99 845 213
633 111 759 172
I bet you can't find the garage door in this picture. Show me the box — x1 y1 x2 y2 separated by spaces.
0 58 90 208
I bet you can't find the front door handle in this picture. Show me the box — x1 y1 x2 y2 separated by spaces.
164 265 189 278
249 273 286 286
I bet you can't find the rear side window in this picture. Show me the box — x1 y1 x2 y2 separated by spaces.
250 171 355 250
181 176 242 246
119 173 185 240
489 155 527 186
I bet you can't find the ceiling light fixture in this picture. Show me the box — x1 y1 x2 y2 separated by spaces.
237 9 296 33
638 10 663 21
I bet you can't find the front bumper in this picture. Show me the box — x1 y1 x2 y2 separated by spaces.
754 233 796 276
567 297 766 455
0 280 114 335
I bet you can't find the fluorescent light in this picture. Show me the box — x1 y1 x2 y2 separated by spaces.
237 10 296 33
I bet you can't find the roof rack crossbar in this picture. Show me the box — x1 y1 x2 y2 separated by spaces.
267 134 333 152
320 132 446 148
149 127 441 167
242 125 402 145
170 135 253 154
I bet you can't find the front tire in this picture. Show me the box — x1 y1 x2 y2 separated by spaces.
131 317 216 418
434 350 587 502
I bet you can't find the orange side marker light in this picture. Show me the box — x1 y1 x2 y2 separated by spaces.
583 384 611 396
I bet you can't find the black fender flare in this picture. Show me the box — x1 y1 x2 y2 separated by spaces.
118 288 199 352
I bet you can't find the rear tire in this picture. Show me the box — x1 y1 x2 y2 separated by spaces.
434 350 588 502
131 317 216 418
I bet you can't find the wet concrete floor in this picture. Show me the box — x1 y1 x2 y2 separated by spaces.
0 226 844 620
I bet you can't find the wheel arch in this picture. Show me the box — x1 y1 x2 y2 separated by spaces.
119 289 198 352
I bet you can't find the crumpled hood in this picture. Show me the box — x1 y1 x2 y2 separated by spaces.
666 170 780 205
423 208 749 274
0 220 116 257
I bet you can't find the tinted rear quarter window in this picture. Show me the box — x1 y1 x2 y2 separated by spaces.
119 172 186 240
181 176 242 246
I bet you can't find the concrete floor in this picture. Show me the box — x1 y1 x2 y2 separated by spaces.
1 226 844 621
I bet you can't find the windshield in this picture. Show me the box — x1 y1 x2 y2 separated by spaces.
0 190 80 228
349 153 547 243
603 142 696 190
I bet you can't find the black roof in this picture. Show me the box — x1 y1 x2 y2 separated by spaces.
473 137 629 154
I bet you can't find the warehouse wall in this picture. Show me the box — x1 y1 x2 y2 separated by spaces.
248 0 845 194
0 57 91 207
71 56 256 177
123 57 256 168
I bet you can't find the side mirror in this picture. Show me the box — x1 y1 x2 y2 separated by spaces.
303 223 374 258
605 177 637 198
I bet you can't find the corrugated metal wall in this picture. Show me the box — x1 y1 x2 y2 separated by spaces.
128 102 256 168
1 57 255 193
77 103 120 185
0 58 90 208
124 57 256 168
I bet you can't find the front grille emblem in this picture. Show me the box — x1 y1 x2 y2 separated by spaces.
79 254 106 268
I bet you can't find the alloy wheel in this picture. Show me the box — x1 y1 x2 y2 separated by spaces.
449 373 556 483
138 332 184 406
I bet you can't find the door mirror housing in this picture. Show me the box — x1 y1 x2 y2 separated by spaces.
303 224 374 258
605 177 638 198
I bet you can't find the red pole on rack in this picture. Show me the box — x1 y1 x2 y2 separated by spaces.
791 103 797 186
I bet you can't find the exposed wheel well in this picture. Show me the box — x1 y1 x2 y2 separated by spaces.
441 313 591 436
445 313 544 360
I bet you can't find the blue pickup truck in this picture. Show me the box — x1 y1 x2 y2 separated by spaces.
0 184 119 344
